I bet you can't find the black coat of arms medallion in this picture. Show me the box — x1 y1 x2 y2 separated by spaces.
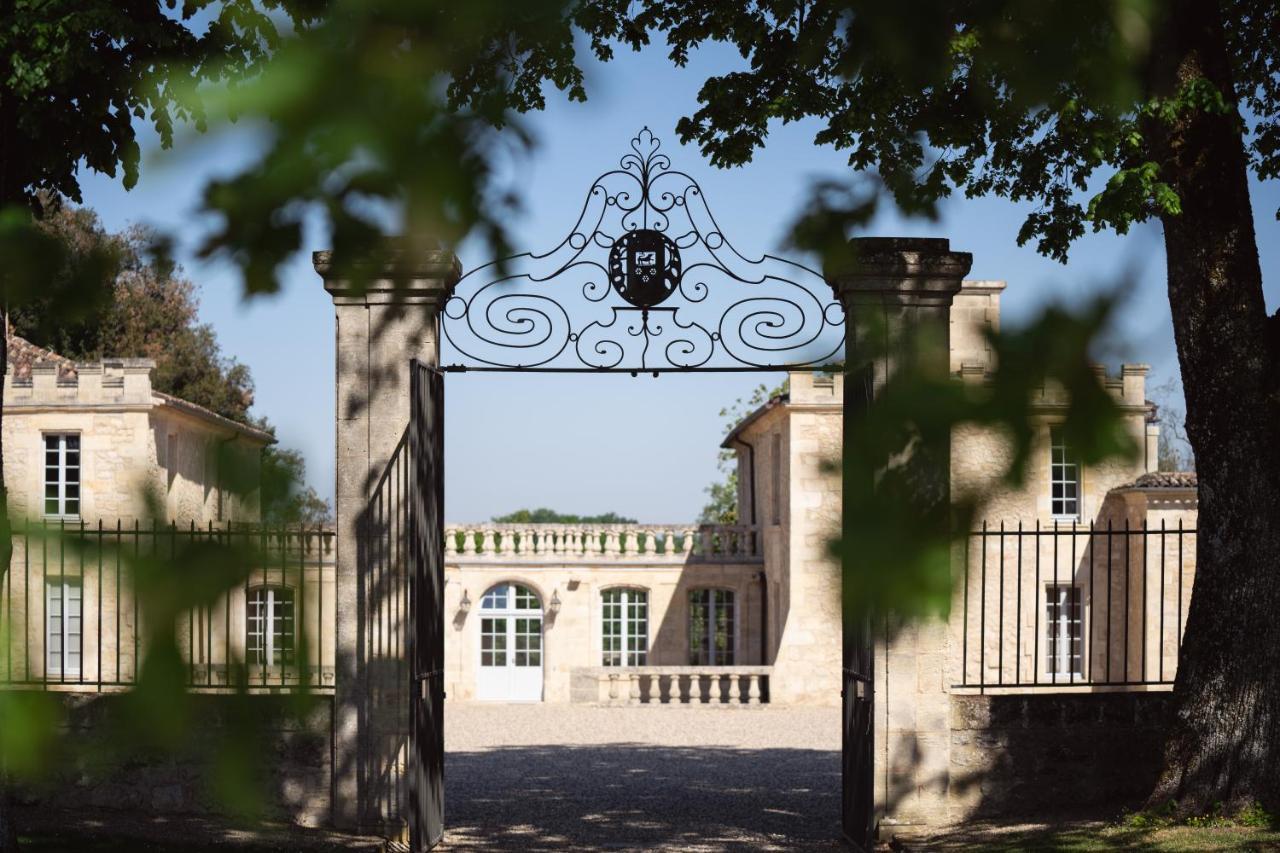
608 228 681 308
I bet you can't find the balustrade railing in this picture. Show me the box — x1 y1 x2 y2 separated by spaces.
589 666 772 705
445 524 762 562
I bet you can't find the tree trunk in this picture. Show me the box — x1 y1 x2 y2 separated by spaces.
1146 0 1280 816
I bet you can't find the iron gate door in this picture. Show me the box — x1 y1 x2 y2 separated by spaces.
841 361 875 850
408 360 445 851
841 617 874 850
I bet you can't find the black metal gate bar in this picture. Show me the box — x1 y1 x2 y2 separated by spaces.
841 361 876 851
408 360 445 851
841 621 875 850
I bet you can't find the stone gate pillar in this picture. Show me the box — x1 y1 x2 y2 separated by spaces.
315 244 460 831
828 237 972 833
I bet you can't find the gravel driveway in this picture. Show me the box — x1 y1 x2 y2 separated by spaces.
441 703 844 851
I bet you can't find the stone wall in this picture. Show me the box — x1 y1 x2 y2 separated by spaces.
880 681 1171 832
950 281 1154 525
946 692 1171 819
774 372 843 706
14 692 334 827
152 407 263 523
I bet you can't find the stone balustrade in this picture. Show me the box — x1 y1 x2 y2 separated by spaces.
445 523 761 562
584 666 772 706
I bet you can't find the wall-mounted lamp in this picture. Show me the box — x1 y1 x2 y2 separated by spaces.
459 589 472 614
549 589 562 615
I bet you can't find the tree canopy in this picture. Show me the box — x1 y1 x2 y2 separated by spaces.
492 508 638 524
16 201 332 526
0 0 320 212
19 202 254 422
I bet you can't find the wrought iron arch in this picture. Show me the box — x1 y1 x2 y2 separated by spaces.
441 128 845 374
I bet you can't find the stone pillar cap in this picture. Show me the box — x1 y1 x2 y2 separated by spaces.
312 248 461 280
826 237 973 306
314 237 462 303
826 237 974 280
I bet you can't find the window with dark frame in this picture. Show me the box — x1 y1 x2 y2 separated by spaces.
1045 584 1083 679
246 586 295 666
1049 426 1081 519
689 588 736 665
43 433 81 517
46 577 82 677
601 588 648 666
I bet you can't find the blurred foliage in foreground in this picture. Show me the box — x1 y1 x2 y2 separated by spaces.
836 293 1139 625
0 493 316 819
0 0 1172 828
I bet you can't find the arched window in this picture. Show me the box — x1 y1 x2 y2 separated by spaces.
479 583 542 668
689 588 735 665
247 586 295 666
601 588 648 666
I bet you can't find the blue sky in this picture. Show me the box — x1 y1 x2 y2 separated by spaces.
76 42 1280 523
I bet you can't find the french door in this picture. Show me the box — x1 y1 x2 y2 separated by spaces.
476 583 544 702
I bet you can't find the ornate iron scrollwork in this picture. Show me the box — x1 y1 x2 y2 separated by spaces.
441 128 845 373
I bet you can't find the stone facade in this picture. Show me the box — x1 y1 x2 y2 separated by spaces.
3 340 271 525
442 527 767 703
871 278 1197 833
720 371 843 706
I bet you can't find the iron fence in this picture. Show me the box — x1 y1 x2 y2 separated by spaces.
0 520 336 691
956 519 1196 690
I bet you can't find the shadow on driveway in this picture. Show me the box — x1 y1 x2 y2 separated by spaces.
442 743 842 851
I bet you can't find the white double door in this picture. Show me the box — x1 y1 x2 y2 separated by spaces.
476 583 544 702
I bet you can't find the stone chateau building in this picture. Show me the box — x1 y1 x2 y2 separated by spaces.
3 333 271 523
0 265 1201 831
0 333 318 699
439 280 1195 715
